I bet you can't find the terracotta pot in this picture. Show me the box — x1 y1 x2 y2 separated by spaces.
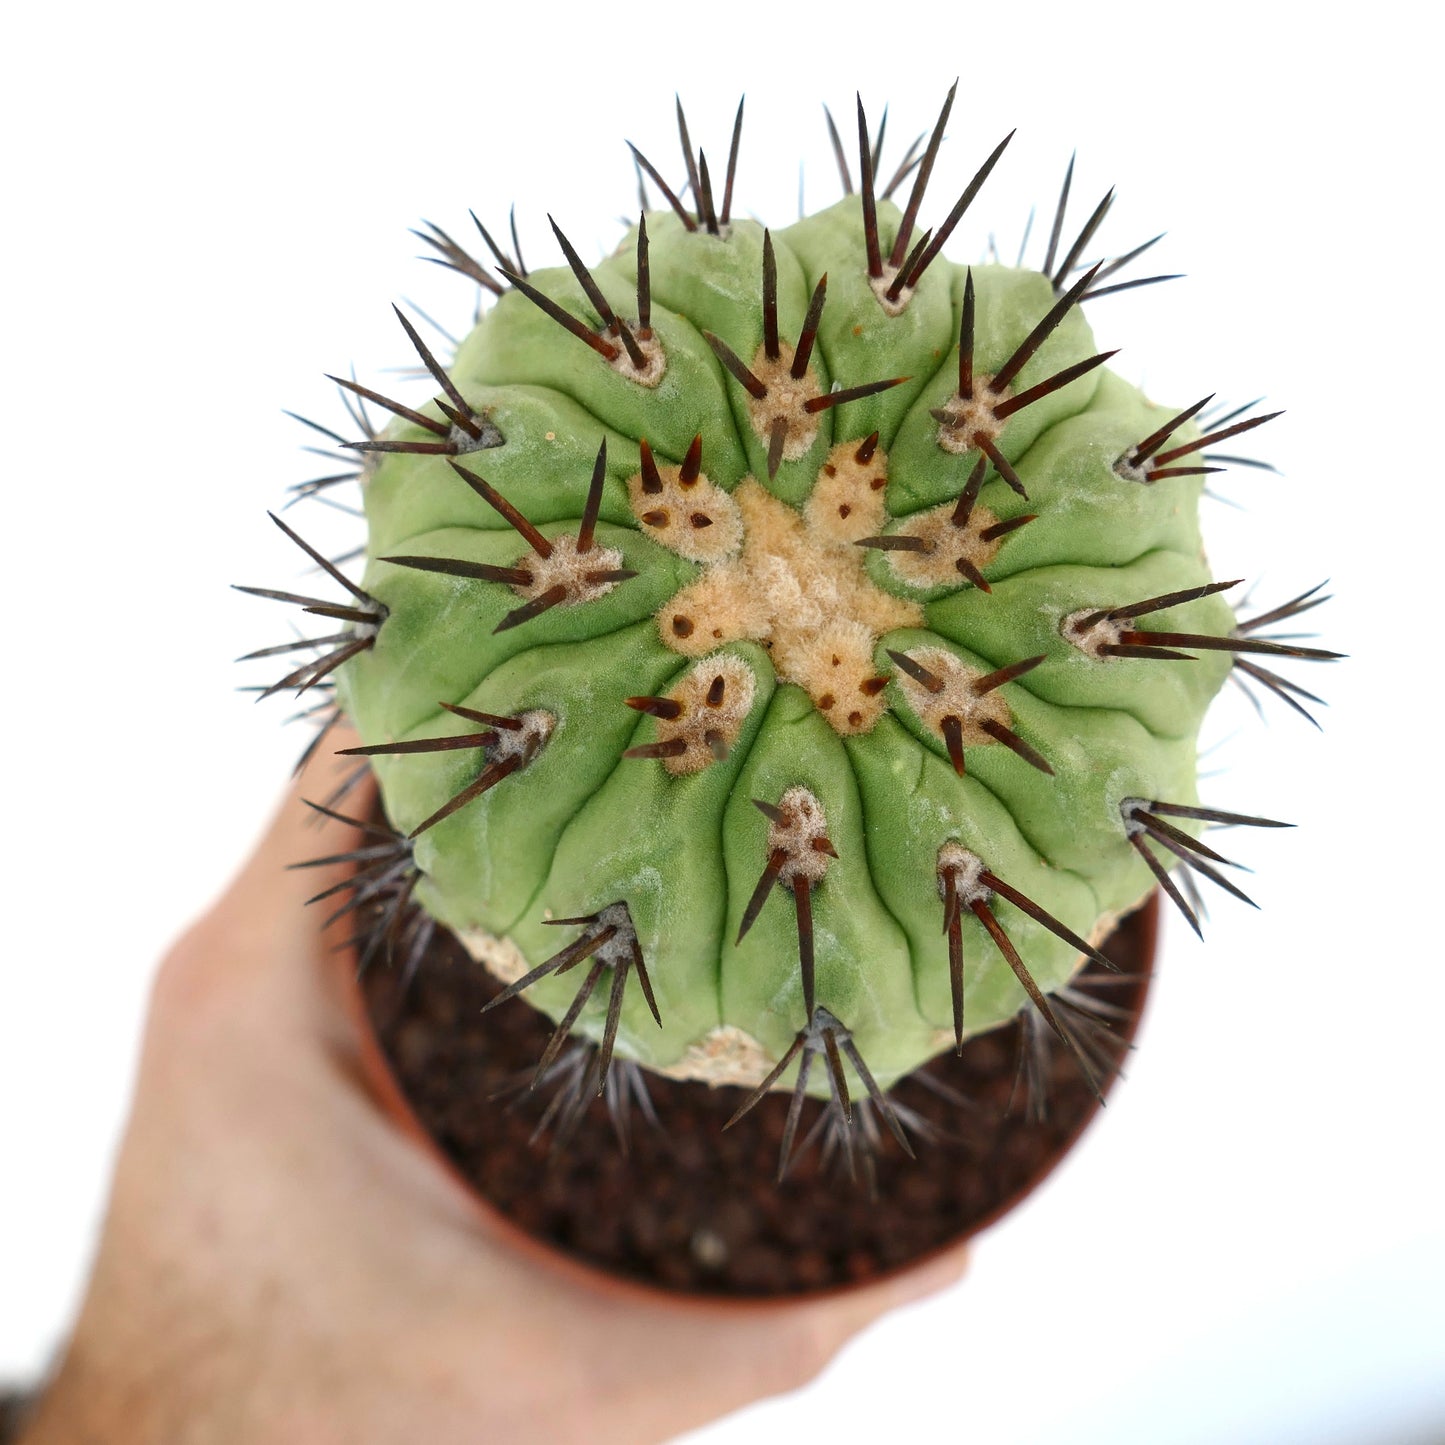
334 885 1159 1306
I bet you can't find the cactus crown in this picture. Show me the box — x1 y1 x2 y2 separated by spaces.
242 89 1337 1177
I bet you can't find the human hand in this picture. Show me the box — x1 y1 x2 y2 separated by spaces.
21 737 966 1445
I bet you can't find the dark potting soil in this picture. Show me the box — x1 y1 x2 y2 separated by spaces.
360 901 1154 1298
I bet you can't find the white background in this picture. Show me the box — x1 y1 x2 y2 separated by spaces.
3 3 1441 1441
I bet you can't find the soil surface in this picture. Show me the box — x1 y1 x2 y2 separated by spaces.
361 901 1155 1297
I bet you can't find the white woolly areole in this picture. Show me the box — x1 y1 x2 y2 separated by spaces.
586 901 640 971
744 343 821 461
514 534 627 607
770 785 833 888
626 458 743 564
654 478 920 733
933 374 1009 456
882 498 1006 590
493 709 554 767
652 655 758 777
1118 797 1151 837
802 438 891 546
868 265 913 318
1112 453 1152 485
936 840 990 906
607 328 667 388
1061 606 1124 659
451 417 506 454
894 645 1010 745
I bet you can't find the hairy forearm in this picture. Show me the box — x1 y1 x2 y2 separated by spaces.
6 764 961 1445
15 1303 620 1445
18 1322 258 1445
18 1356 634 1445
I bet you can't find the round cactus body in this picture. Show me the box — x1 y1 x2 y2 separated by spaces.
248 97 1335 1144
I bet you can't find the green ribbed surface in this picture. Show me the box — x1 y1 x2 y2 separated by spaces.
337 198 1232 1093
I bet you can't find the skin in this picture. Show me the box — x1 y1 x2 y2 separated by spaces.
20 734 966 1445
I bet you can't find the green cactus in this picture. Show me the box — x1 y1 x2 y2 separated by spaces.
243 90 1336 1170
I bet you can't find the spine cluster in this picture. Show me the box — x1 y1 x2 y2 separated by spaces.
240 91 1337 1175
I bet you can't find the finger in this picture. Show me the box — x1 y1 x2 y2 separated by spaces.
613 1242 969 1435
155 726 378 1041
788 1240 969 1353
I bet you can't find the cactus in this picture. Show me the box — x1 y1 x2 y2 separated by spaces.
242 89 1337 1176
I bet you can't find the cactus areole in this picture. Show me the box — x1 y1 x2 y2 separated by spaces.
245 90 1336 1175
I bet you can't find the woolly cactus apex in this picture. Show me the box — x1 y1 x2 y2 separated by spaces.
243 89 1338 1174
